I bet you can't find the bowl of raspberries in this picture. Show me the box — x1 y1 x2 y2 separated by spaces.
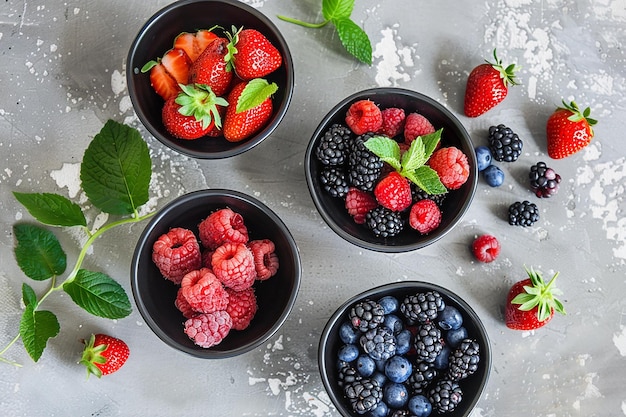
127 0 294 159
130 189 301 358
319 281 491 417
305 88 478 252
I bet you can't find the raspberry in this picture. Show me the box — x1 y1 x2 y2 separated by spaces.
151 227 202 285
201 249 214 269
345 187 378 224
225 287 258 330
428 146 470 190
404 112 435 144
373 172 412 212
211 242 256 291
183 311 232 348
247 239 279 280
345 100 383 135
472 234 500 263
180 268 229 313
198 208 249 250
377 107 406 138
409 199 442 234
174 287 196 319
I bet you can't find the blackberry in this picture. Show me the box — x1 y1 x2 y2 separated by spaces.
320 166 349 198
448 338 481 381
508 200 539 226
349 300 385 332
411 184 447 207
360 326 397 361
408 361 438 394
366 206 404 238
428 379 463 414
337 362 361 388
344 378 382 414
400 291 446 324
348 133 383 191
413 323 444 363
488 124 523 162
529 161 561 198
315 123 352 166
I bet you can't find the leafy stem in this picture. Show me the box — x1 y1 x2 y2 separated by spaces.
276 14 329 29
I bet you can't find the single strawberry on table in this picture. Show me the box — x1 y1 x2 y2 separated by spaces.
546 100 597 159
188 36 233 97
80 333 129 378
464 49 519 117
141 48 192 100
225 26 283 80
223 78 278 142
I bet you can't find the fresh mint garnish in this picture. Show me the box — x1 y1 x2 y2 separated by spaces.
277 0 372 65
1 120 155 367
364 130 448 195
236 78 278 113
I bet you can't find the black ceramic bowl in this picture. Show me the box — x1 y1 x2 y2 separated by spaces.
127 0 294 159
131 189 301 358
318 281 491 417
305 88 478 252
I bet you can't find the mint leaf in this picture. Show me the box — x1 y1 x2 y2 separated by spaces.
333 17 372 65
20 306 60 362
322 0 354 20
235 79 278 113
63 270 132 319
422 129 443 159
13 224 66 281
406 166 448 195
401 137 427 174
22 283 38 308
80 120 151 215
363 136 401 171
13 192 86 227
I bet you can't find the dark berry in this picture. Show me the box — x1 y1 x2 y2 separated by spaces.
356 354 376 377
433 345 452 370
483 164 504 187
315 123 352 165
488 124 523 162
445 326 469 348
400 291 446 324
383 314 404 334
339 321 361 344
411 184 447 207
344 378 383 414
437 305 464 331
408 362 438 394
348 133 383 191
366 206 405 238
395 329 413 355
508 200 539 226
475 145 492 171
408 395 433 417
378 295 400 314
384 355 413 383
383 382 409 409
529 161 561 198
337 362 361 388
413 323 444 363
360 326 397 361
349 300 385 332
320 166 349 198
338 343 359 362
428 379 463 414
448 338 480 381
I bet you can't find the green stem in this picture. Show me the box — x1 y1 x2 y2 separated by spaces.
276 15 330 29
0 334 23 367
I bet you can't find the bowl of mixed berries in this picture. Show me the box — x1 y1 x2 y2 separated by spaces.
127 0 294 159
319 281 491 417
305 88 478 252
130 189 301 358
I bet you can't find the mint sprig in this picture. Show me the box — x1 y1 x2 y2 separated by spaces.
277 0 372 65
364 130 448 195
1 120 154 367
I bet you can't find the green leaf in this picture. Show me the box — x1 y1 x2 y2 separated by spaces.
235 79 278 113
401 138 427 173
63 270 132 319
364 136 401 171
422 129 443 159
13 224 66 281
22 283 38 308
13 192 86 227
20 305 60 362
322 0 354 20
406 166 448 195
333 17 372 65
80 120 151 215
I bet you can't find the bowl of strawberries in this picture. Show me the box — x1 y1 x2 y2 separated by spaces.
305 88 478 253
130 189 301 358
127 0 294 159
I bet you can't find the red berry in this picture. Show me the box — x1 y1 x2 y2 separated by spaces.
222 79 277 143
198 208 249 250
152 227 202 285
404 112 435 144
175 287 197 319
80 334 130 378
226 28 283 80
377 107 406 138
428 147 470 190
472 234 500 263
211 242 256 291
345 187 378 224
345 100 383 135
247 239 279 280
180 268 229 314
225 287 258 331
409 199 442 234
184 311 232 348
374 172 412 212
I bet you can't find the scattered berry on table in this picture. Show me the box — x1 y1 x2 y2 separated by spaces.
413 323 444 363
409 199 442 235
383 382 410 409
349 300 386 332
360 326 397 361
428 379 463 413
320 166 350 198
404 112 435 145
374 172 413 212
348 133 384 192
437 305 464 330
546 100 597 159
198 207 249 250
152 227 202 284
483 164 504 187
400 291 446 324
180 267 229 313
447 338 481 381
247 239 279 280
184 310 233 348
344 378 383 414
475 145 493 171
80 333 130 378
378 107 406 138
345 99 383 135
472 234 501 263
345 187 379 224
408 394 433 417
211 242 256 291
315 123 353 166
385 355 413 383
529 161 561 198
366 206 405 238
428 146 470 190
508 200 539 226
488 124 523 162
225 287 257 330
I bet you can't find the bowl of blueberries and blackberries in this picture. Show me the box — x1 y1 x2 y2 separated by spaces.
127 0 294 159
130 189 301 358
318 281 491 417
304 88 478 252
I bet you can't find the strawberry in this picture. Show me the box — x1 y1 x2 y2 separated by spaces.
162 83 228 140
80 333 129 378
223 78 278 142
188 37 233 96
464 49 519 117
504 267 566 331
225 27 283 80
546 100 597 159
373 172 412 212
173 28 219 62
141 48 192 100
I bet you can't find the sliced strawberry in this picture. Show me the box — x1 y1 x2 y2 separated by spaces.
173 29 219 62
223 78 277 142
188 37 233 96
225 27 282 80
142 48 192 100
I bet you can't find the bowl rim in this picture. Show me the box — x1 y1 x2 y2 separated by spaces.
317 281 492 416
304 87 478 253
130 188 302 358
126 0 295 159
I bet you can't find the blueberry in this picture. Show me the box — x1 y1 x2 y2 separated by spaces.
475 145 492 171
395 329 412 355
356 354 376 377
378 295 399 314
338 344 359 362
367 401 389 417
437 305 463 331
384 355 413 383
339 321 360 344
433 346 451 370
383 382 409 408
446 326 469 348
383 314 404 334
408 395 433 417
483 164 504 187
370 371 387 388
